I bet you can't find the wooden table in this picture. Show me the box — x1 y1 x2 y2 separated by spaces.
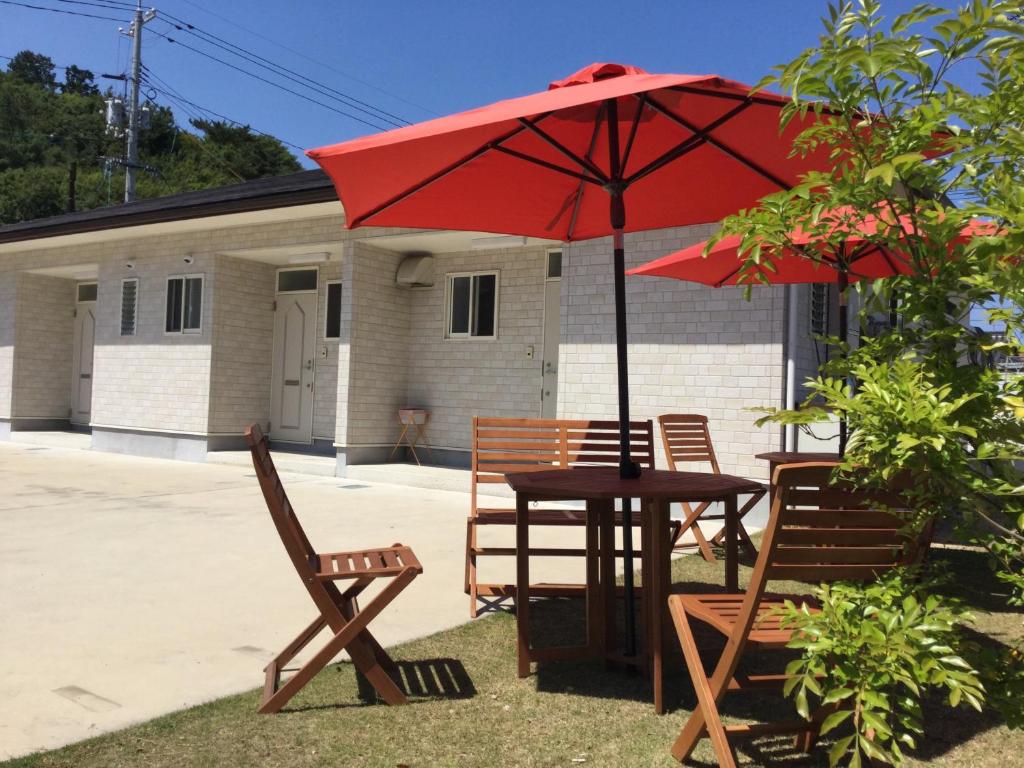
505 466 765 714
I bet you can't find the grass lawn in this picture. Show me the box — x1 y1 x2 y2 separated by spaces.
6 545 1022 768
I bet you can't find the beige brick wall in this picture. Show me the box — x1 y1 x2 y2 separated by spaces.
344 243 410 448
559 226 786 481
11 273 75 419
0 272 16 420
207 255 275 435
0 212 349 438
92 253 215 434
404 247 547 453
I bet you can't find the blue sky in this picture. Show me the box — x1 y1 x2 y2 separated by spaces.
1 0 948 167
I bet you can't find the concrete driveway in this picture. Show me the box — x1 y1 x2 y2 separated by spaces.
0 441 588 759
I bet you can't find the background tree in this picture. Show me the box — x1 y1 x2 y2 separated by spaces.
0 50 302 224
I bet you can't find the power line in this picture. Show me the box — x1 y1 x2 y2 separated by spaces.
147 27 395 132
156 10 409 128
141 65 305 151
0 0 125 22
169 0 438 118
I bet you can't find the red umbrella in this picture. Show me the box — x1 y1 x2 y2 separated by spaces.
308 62 834 653
629 212 998 451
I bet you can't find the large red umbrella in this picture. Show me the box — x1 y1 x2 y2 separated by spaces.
629 212 998 451
308 62 833 652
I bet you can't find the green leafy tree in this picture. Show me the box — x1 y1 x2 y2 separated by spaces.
7 50 57 91
61 65 98 96
715 1 1024 764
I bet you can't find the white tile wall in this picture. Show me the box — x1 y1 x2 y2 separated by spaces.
11 273 75 419
559 226 787 481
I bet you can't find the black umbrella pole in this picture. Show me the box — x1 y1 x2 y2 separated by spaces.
613 223 639 661
838 271 849 456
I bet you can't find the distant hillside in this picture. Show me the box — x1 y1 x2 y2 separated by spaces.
0 50 302 225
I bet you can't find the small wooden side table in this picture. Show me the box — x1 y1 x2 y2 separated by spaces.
390 408 431 465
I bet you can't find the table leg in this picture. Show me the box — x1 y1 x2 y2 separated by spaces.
599 500 617 662
585 500 601 655
639 498 652 673
515 492 531 678
725 493 739 593
649 498 671 715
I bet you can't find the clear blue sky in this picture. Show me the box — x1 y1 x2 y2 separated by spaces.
1 0 946 168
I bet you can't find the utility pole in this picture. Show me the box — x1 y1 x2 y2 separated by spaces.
122 1 156 202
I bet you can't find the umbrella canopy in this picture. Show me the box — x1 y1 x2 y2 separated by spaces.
307 62 836 656
629 212 999 453
628 210 996 285
308 63 831 241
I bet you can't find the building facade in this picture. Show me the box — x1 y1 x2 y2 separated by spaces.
0 170 824 481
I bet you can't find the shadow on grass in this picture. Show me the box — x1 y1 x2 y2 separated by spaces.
284 657 477 712
524 571 1009 764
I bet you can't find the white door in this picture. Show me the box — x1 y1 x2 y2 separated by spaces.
271 292 317 443
540 252 561 418
70 298 96 425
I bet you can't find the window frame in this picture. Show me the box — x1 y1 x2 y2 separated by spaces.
76 281 98 303
545 249 563 281
119 277 139 337
164 273 204 335
444 270 499 340
324 279 343 340
276 266 320 295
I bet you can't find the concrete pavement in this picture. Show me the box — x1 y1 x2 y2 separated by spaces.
0 440 585 759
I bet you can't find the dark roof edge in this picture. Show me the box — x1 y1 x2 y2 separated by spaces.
0 170 339 246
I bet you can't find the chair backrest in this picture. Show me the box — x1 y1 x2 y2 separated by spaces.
245 423 319 585
471 417 655 511
658 414 720 474
758 462 925 587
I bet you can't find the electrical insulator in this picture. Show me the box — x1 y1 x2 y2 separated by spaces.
105 98 125 130
139 101 152 130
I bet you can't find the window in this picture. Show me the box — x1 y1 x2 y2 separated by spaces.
76 282 97 302
165 275 203 333
546 250 563 279
120 278 138 337
324 281 343 339
446 272 498 339
277 268 318 293
810 283 829 336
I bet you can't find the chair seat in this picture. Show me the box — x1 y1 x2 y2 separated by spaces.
671 593 818 646
473 508 644 526
314 544 423 580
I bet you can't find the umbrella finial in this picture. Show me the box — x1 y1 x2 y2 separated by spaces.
548 63 648 90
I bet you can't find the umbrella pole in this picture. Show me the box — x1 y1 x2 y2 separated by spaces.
606 96 640 661
612 220 639 661
837 269 849 456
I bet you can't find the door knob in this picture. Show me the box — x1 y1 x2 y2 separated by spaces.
305 359 313 370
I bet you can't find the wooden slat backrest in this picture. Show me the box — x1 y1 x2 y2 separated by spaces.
470 417 655 512
658 414 720 473
719 462 927 664
245 424 319 583
762 462 921 583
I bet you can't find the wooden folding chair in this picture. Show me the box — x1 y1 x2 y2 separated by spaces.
668 462 929 766
245 423 423 713
658 414 765 561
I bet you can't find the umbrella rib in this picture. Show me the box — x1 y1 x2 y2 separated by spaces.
349 116 549 227
517 118 609 183
567 104 607 242
667 83 845 118
492 145 605 186
624 100 752 187
643 95 793 191
619 93 648 176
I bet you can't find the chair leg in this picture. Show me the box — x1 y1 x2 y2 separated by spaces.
259 569 416 713
466 519 479 618
676 501 717 562
669 603 736 767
